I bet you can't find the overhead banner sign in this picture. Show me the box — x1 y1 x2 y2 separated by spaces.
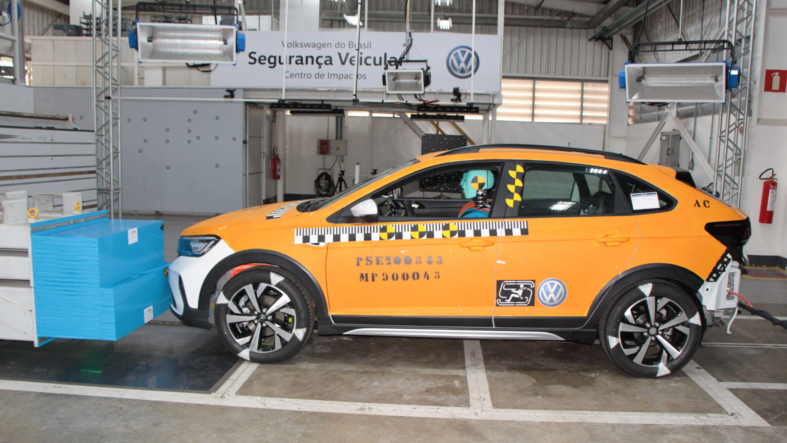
211 31 501 93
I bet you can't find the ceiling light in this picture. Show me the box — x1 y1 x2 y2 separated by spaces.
344 14 362 26
435 0 452 5
436 17 452 30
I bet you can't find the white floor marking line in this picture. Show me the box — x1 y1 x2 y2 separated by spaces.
222 361 260 398
212 361 257 398
0 378 768 426
726 316 787 321
702 343 787 349
720 382 787 390
463 340 493 411
683 362 770 427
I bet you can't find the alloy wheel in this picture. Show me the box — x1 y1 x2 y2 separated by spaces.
615 286 692 369
224 282 297 353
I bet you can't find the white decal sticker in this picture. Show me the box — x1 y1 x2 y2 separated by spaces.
144 306 154 323
270 273 285 286
638 283 653 297
608 335 619 350
237 349 251 361
128 227 138 245
630 192 660 210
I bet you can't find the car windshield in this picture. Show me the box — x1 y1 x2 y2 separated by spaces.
298 159 420 212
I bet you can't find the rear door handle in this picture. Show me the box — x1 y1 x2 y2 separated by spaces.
595 235 630 246
459 239 495 251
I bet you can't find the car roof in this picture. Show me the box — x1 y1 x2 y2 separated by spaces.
420 144 644 165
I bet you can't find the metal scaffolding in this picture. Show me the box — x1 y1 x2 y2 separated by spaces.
93 0 123 218
713 0 758 208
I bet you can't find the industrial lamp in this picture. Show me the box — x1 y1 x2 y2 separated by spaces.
620 62 738 103
384 70 425 94
130 23 244 64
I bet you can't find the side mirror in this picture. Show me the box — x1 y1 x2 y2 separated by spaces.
349 199 379 223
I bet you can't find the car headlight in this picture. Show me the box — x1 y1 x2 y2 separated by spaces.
178 236 220 257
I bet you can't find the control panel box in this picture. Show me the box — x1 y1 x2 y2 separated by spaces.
319 139 348 156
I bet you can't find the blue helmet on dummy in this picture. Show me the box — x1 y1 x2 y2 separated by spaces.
459 170 495 199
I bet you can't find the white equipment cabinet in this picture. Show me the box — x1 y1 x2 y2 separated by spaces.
0 190 83 345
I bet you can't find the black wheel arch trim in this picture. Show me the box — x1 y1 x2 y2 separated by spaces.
197 249 331 325
581 263 705 330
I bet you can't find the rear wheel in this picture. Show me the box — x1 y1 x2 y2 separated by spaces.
599 280 702 378
215 267 314 363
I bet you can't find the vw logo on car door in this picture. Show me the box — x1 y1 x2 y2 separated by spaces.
538 279 567 308
446 46 480 79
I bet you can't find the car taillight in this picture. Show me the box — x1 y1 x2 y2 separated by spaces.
705 218 751 262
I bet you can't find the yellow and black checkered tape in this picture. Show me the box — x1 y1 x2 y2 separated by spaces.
294 220 528 245
506 164 524 208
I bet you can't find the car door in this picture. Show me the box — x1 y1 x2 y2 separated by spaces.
493 161 641 327
324 160 519 325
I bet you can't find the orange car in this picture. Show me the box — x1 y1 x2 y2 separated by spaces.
168 144 750 378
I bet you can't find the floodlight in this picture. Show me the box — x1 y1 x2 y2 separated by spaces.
436 17 452 30
620 62 734 103
344 14 362 26
384 70 426 94
435 0 452 5
129 23 244 64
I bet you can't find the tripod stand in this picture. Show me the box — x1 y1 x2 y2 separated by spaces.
336 170 349 193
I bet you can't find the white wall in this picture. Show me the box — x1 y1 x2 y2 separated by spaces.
283 115 607 196
741 4 787 260
0 84 34 113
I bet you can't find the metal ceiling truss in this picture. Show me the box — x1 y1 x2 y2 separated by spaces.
713 0 757 208
93 0 122 218
590 0 674 46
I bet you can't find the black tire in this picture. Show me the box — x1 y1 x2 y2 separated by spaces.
599 280 702 378
215 267 314 363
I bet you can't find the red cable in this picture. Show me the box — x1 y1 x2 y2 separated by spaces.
728 290 753 307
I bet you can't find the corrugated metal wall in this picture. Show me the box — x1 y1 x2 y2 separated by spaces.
19 2 69 38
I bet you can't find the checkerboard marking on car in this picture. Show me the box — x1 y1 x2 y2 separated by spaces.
506 165 524 208
294 220 528 245
266 201 307 219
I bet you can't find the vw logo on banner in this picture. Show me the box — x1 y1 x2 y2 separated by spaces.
538 279 567 308
446 46 480 79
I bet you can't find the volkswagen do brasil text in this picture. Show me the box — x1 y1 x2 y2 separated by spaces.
168 144 750 378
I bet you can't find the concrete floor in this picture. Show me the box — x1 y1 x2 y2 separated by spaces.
1 215 785 442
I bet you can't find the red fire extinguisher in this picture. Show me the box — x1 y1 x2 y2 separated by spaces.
271 147 281 180
759 168 777 224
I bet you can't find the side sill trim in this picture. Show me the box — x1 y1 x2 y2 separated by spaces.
343 328 564 341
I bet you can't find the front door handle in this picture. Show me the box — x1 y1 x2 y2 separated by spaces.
595 235 630 246
459 239 495 251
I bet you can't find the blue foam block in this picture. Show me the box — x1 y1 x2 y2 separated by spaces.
31 217 169 341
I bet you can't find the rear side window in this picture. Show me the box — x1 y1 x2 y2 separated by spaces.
613 172 676 213
518 164 617 217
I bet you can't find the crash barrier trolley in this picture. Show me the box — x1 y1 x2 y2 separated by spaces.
0 190 170 345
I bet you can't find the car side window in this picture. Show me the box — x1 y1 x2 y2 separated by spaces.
518 164 617 217
367 163 504 221
613 171 676 213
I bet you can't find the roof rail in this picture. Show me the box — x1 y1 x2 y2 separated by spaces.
436 144 645 165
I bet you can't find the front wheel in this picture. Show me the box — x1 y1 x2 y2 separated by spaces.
215 267 314 363
599 280 702 378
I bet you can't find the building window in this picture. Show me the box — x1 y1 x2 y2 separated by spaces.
498 78 610 124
